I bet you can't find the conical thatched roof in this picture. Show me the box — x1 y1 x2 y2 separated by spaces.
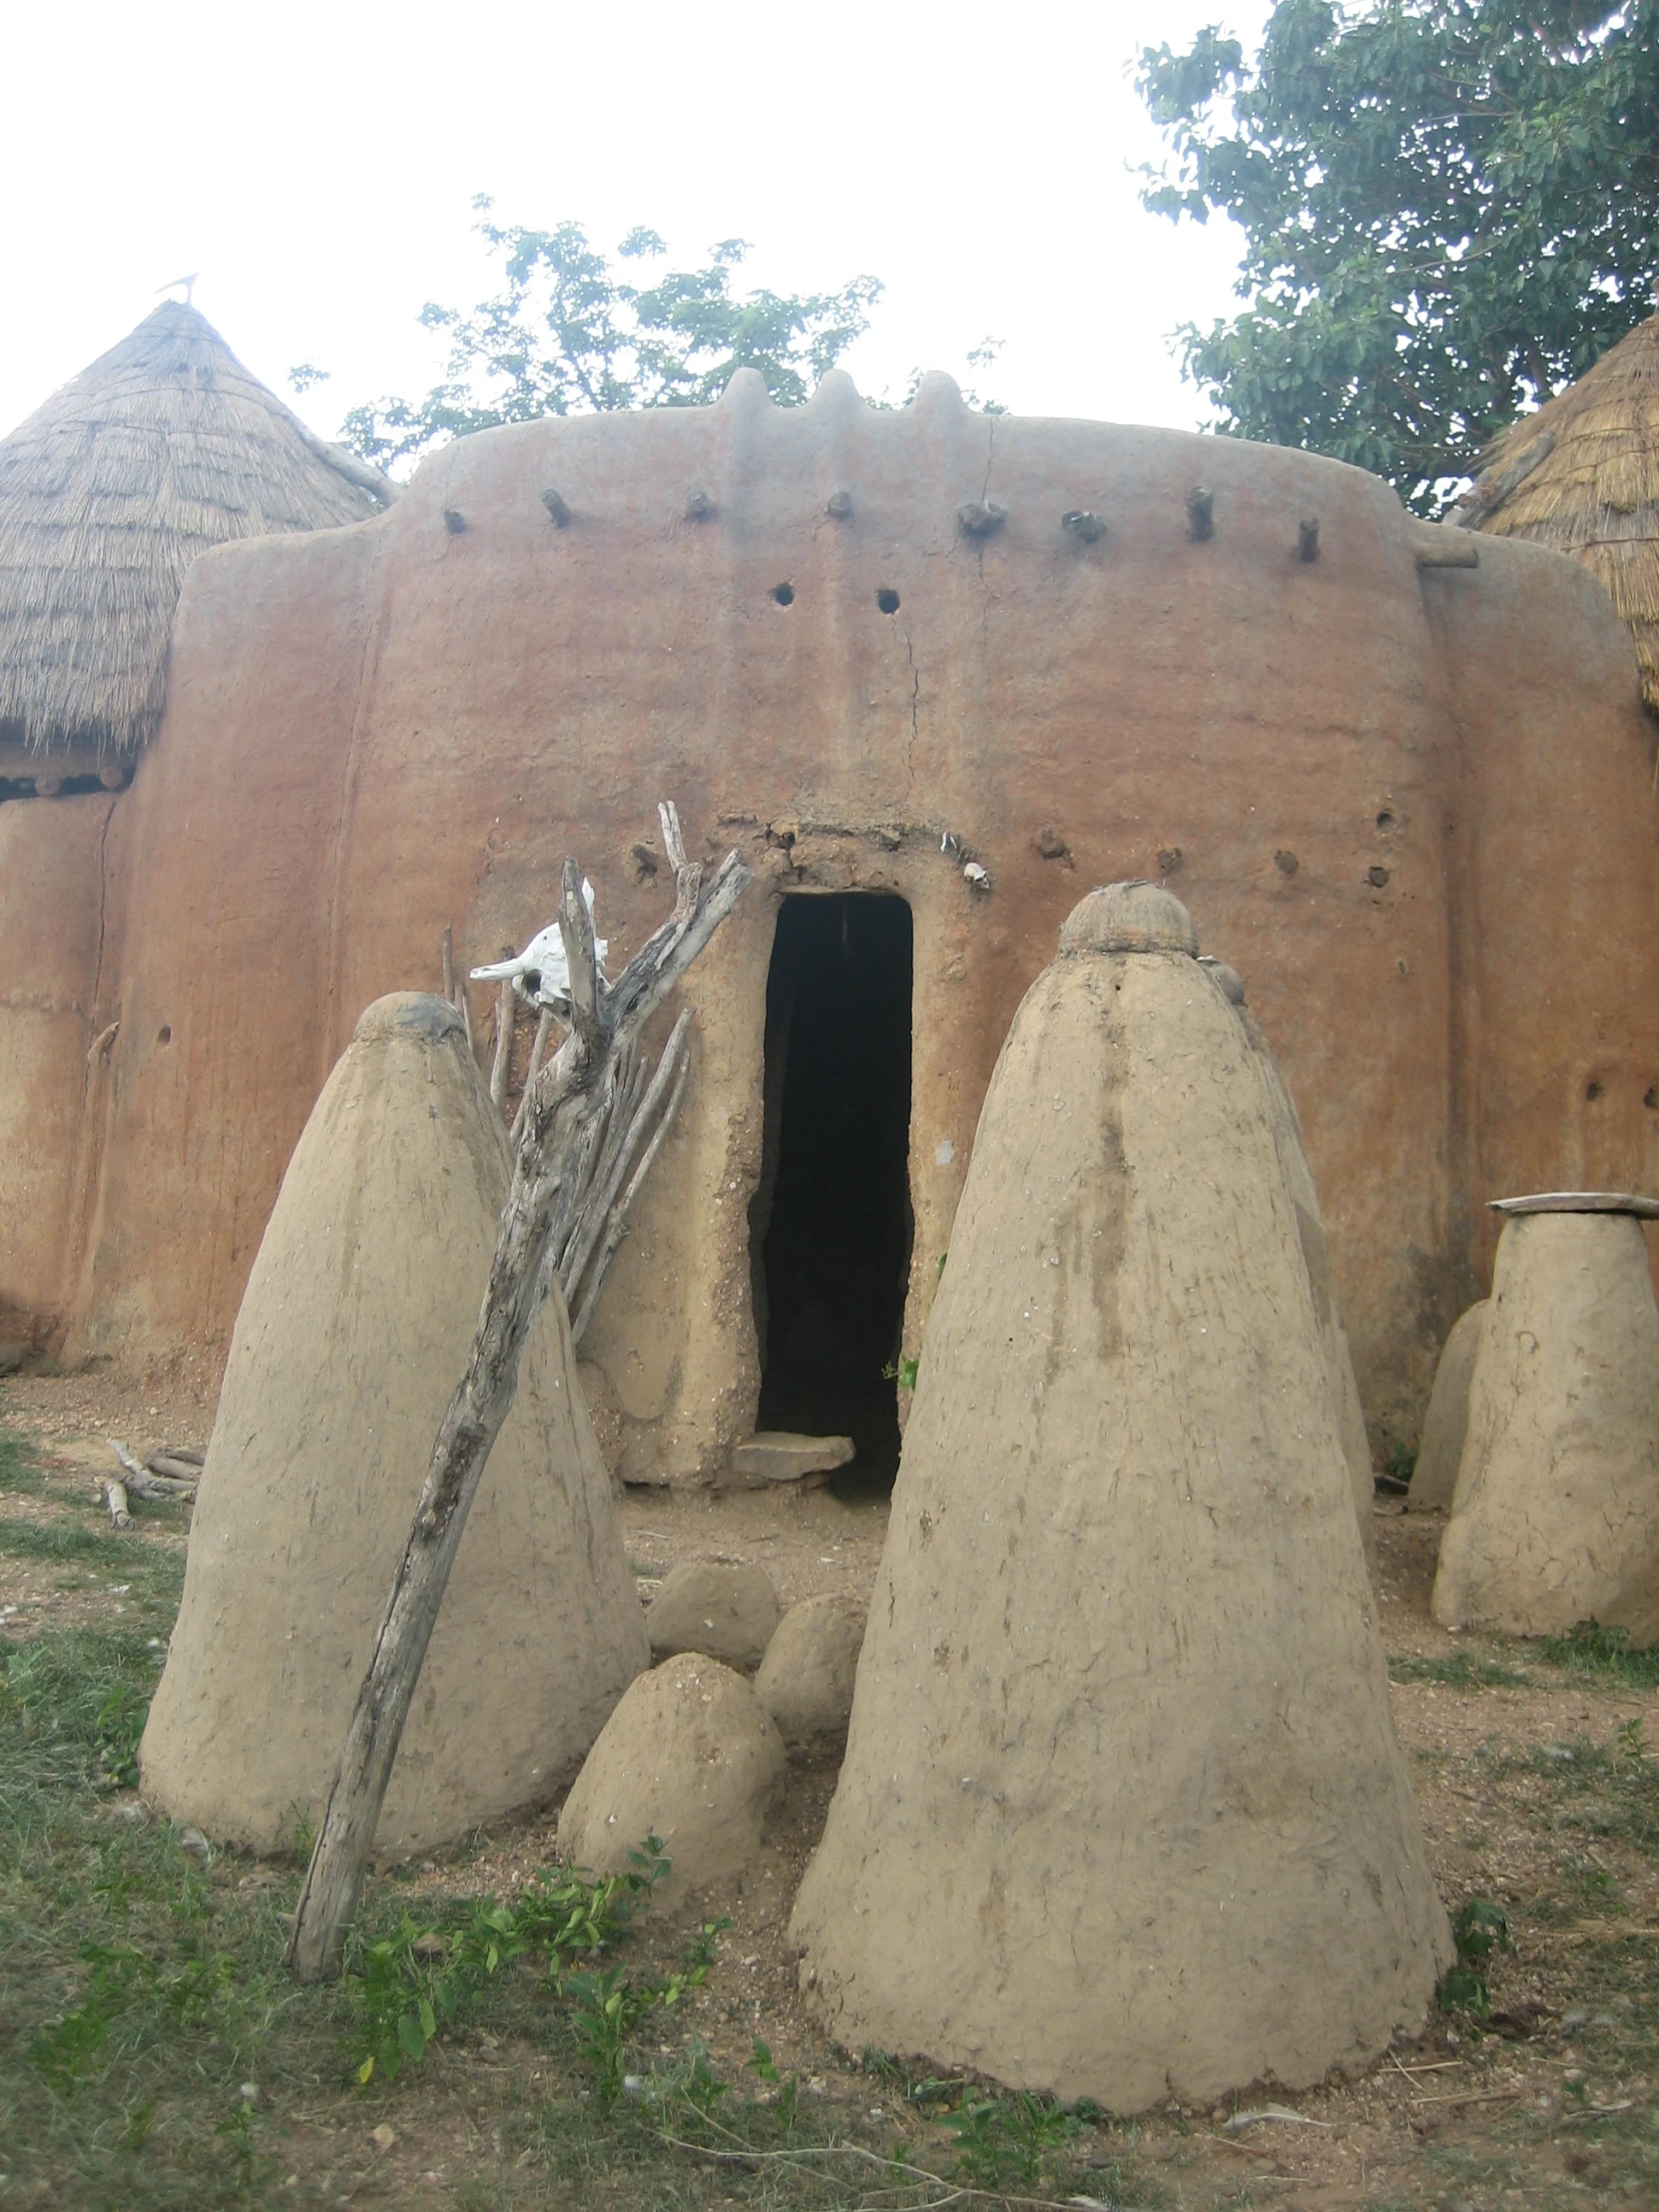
1457 313 1659 714
0 301 393 757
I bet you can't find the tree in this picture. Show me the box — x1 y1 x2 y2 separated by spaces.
1137 1 1659 512
316 201 882 470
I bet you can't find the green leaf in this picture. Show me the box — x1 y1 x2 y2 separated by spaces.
333 222 883 468
1136 0 1659 513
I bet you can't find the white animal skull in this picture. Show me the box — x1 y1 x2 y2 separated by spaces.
470 880 609 1013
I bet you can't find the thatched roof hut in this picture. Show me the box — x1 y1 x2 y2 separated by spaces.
0 300 393 760
1457 312 1659 715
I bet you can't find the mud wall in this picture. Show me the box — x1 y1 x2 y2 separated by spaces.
0 789 125 1346
53 372 1659 1474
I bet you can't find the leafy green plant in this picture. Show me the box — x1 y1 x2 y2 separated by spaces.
563 1914 727 2108
565 1965 663 2106
665 2039 730 2117
1380 1439 1417 1493
352 1915 446 2084
948 2092 1080 2188
214 2090 263 2199
881 1355 920 1392
517 1838 671 1970
748 2035 799 2129
94 1680 150 1788
1436 1897 1511 2016
347 1839 703 2088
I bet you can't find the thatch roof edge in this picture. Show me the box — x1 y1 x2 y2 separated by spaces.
0 302 393 757
1458 314 1659 716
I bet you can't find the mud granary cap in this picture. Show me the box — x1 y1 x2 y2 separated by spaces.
351 990 466 1045
1058 879 1200 956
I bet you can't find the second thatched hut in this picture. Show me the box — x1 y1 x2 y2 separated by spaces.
1459 308 1659 716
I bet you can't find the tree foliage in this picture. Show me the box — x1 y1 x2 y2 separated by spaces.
328 201 881 469
1138 0 1659 511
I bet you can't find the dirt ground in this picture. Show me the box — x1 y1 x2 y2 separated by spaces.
4 1369 1657 2209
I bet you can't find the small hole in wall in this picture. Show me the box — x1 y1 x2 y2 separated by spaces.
875 587 900 614
1585 1079 1604 1102
1376 809 1395 831
1645 1085 1659 1110
157 1025 172 1045
772 582 795 606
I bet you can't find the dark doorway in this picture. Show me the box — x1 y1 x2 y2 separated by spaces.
751 894 913 1487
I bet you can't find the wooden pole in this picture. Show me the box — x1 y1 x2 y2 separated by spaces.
509 1009 554 1145
488 970 516 1113
286 806 749 1982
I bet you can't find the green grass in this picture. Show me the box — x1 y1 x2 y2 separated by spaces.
0 1515 131 1562
0 1428 46 1495
0 1511 1144 2208
8 1411 1658 2210
1390 1619 1659 1693
1411 1722 1659 2207
1533 1620 1659 1689
1389 1648 1532 1688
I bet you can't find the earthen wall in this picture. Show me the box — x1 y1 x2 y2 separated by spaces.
7 372 1652 1475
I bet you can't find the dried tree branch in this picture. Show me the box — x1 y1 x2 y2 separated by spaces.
570 1038 691 1346
560 1010 691 1310
286 810 751 1982
488 974 516 1112
509 1007 554 1145
111 1438 198 1498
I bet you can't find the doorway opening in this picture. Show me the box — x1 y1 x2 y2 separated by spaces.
750 893 913 1489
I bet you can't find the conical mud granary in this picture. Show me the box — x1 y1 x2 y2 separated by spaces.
1432 1203 1659 1645
141 993 648 1855
791 884 1450 2107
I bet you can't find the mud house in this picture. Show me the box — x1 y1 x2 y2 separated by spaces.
0 302 390 1354
2 320 1657 1485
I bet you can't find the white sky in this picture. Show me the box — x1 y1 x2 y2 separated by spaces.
1 0 1268 447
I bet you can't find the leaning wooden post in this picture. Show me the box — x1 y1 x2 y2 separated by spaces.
487 966 516 1113
286 810 750 1983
